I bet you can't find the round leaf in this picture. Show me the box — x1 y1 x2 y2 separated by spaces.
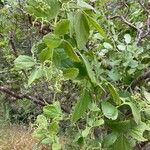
101 102 118 120
124 34 131 44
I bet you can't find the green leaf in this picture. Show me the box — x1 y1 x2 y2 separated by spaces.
144 91 150 103
67 12 74 37
62 40 80 62
124 101 141 124
63 68 79 79
36 115 48 129
89 103 100 112
74 11 90 50
14 55 35 69
102 132 118 148
77 0 95 10
117 44 126 51
107 120 150 142
28 67 43 85
41 138 51 145
93 119 104 127
36 40 47 54
106 120 133 133
53 48 68 67
54 19 70 36
142 55 150 64
103 42 113 49
38 48 52 62
107 82 122 105
144 108 150 119
48 121 59 134
80 54 97 84
101 101 118 120
43 33 61 49
108 70 121 81
111 135 132 150
84 12 107 39
128 122 148 141
124 34 131 44
72 89 91 122
43 101 62 120
26 0 60 21
82 126 91 137
32 128 47 139
52 142 61 150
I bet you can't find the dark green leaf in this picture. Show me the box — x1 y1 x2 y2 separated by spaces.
144 108 150 119
103 132 118 148
124 101 141 124
80 54 97 84
54 19 70 36
111 135 132 150
106 120 134 133
107 82 122 105
38 48 52 62
72 89 91 122
62 40 80 62
68 12 75 37
53 48 68 67
84 12 107 39
74 11 90 50
128 122 149 141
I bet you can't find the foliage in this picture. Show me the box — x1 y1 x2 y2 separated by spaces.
1 0 150 149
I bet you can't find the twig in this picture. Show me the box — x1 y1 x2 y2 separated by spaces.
109 15 138 30
0 85 44 105
138 0 149 13
9 32 18 57
9 31 28 79
120 16 138 30
131 68 150 90
109 15 150 44
108 1 150 45
0 85 70 113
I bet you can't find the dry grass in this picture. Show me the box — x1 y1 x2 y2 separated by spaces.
0 124 49 150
